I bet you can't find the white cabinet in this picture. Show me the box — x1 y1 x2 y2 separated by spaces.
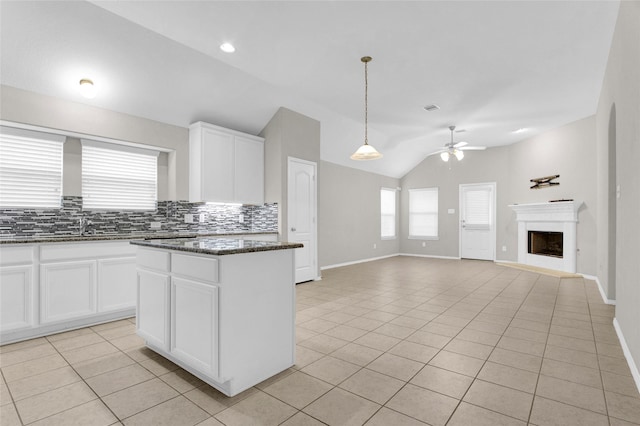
98 257 137 312
135 245 295 396
40 260 96 323
0 265 33 332
189 121 264 205
170 277 218 377
0 245 35 333
137 269 170 350
1 240 137 344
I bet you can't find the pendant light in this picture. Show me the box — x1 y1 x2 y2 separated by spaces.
350 56 382 160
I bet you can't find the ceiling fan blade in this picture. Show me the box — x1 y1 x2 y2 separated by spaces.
459 146 486 151
426 149 447 157
453 141 468 148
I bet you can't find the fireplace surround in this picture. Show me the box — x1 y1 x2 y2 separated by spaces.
509 201 582 273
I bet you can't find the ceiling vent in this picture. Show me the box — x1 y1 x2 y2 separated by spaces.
423 104 440 112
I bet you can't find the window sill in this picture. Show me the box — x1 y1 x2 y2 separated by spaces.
408 236 439 241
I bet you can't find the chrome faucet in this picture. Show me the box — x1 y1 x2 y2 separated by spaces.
79 216 93 236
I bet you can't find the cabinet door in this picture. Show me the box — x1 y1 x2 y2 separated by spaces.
98 257 136 312
137 270 170 350
171 277 219 378
0 265 33 332
202 128 235 202
40 261 97 324
234 136 264 205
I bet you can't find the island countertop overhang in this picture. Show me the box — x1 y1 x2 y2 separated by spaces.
130 237 303 256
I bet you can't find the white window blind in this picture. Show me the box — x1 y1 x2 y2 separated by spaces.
409 188 438 238
0 126 64 208
82 140 158 211
380 188 396 239
463 187 491 229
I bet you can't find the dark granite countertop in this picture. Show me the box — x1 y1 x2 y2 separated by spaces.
0 231 278 245
130 237 302 256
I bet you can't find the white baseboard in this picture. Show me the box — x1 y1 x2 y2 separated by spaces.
613 318 640 394
399 253 460 260
581 274 616 305
320 253 401 271
494 260 517 265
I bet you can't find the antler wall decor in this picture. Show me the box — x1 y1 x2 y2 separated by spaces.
530 174 560 190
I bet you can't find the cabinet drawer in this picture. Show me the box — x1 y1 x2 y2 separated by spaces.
0 245 35 266
172 254 218 283
41 241 137 262
137 248 170 272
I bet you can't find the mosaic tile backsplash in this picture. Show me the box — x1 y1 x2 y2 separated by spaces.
0 196 278 238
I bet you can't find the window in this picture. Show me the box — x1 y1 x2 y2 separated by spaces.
380 188 396 239
82 140 158 210
0 126 64 208
409 188 438 239
463 187 491 229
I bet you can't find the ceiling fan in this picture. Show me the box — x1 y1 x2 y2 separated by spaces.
427 126 486 161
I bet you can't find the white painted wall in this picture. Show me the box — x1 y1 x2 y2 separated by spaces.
319 161 400 268
595 0 640 381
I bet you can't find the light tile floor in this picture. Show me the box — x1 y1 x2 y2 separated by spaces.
2 257 640 425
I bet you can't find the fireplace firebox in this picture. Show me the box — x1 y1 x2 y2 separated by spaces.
528 231 563 258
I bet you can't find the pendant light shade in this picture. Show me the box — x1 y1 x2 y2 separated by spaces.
440 151 450 162
454 150 464 161
351 56 382 161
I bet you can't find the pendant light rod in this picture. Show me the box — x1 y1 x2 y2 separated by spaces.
363 56 371 146
351 55 382 161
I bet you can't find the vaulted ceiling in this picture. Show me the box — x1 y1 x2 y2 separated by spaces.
0 1 619 178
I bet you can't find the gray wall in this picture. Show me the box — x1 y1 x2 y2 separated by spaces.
1 85 188 200
596 1 640 377
400 115 598 276
319 161 400 268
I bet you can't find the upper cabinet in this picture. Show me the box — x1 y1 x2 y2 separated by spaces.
189 122 264 205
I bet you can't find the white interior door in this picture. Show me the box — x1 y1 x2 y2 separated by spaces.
460 183 496 260
287 157 317 283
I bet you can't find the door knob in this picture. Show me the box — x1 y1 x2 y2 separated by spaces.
291 227 296 232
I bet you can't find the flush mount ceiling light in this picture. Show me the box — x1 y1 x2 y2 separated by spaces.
351 56 382 161
220 43 236 53
78 78 96 99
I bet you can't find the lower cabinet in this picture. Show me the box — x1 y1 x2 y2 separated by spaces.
0 265 33 333
40 260 97 324
0 241 137 344
170 277 219 378
136 269 170 350
98 257 137 312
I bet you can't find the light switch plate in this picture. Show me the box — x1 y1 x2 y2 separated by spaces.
150 222 162 229
448 209 455 214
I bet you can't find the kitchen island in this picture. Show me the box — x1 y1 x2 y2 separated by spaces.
130 237 302 396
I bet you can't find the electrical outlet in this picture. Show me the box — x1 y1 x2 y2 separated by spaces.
150 222 162 229
184 214 194 223
239 214 244 223
502 245 507 252
422 242 426 247
373 243 377 249
198 213 206 223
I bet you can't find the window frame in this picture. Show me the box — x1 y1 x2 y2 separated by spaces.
380 187 397 240
81 139 159 211
408 187 439 240
0 126 65 209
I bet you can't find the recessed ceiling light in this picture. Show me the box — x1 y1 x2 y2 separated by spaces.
513 128 529 134
423 104 440 112
78 78 96 99
220 43 235 53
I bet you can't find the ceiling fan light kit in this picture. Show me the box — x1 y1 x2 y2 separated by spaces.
428 125 486 162
351 56 382 161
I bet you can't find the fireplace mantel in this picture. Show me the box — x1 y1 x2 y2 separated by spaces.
509 201 581 223
509 201 583 273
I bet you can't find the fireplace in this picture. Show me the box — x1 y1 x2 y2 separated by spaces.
509 201 582 273
528 231 563 258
